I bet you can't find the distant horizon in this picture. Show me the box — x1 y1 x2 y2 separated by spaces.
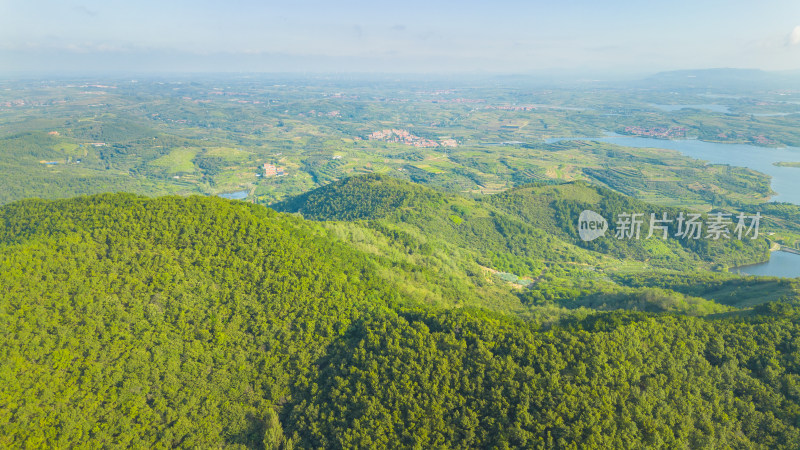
3 67 800 82
3 1 799 75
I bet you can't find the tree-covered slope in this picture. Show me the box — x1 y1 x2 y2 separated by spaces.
0 132 173 205
286 307 800 449
274 175 769 272
271 175 776 314
273 174 609 314
2 193 800 448
271 173 445 221
486 181 770 268
0 194 398 447
273 174 603 273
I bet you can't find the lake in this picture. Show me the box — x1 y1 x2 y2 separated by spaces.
734 250 800 278
218 190 249 200
545 133 800 205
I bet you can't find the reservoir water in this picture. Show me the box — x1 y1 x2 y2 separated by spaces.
546 133 800 205
735 251 800 278
218 190 249 200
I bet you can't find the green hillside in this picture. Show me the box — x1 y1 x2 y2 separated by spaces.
4 73 800 449
486 181 770 269
0 194 398 447
273 174 604 316
272 173 445 221
2 190 799 448
274 175 769 271
272 175 777 314
286 307 800 448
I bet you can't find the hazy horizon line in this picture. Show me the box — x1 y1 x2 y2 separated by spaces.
3 67 800 81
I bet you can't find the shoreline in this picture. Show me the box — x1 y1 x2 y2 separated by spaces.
731 248 800 277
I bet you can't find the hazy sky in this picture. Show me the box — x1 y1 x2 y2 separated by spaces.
1 0 799 75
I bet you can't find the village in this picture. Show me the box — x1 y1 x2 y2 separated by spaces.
367 129 458 148
260 163 286 177
623 126 688 139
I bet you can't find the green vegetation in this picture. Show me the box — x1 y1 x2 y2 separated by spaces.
148 147 200 174
288 307 800 448
274 173 445 221
0 132 174 204
1 76 794 209
612 271 800 307
3 75 800 448
1 193 800 448
0 194 396 448
272 175 780 320
774 161 800 168
486 182 770 269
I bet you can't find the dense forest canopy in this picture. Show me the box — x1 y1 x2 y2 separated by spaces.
1 191 799 448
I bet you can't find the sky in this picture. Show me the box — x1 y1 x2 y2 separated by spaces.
1 0 799 75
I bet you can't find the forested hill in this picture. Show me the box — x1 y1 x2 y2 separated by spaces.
271 173 444 221
273 174 769 271
0 194 401 447
486 181 770 268
270 175 777 314
3 193 800 448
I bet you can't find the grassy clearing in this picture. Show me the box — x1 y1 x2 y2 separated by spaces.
413 164 447 174
149 148 199 173
54 142 83 157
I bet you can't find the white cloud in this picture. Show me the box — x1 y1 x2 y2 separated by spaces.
790 25 800 46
